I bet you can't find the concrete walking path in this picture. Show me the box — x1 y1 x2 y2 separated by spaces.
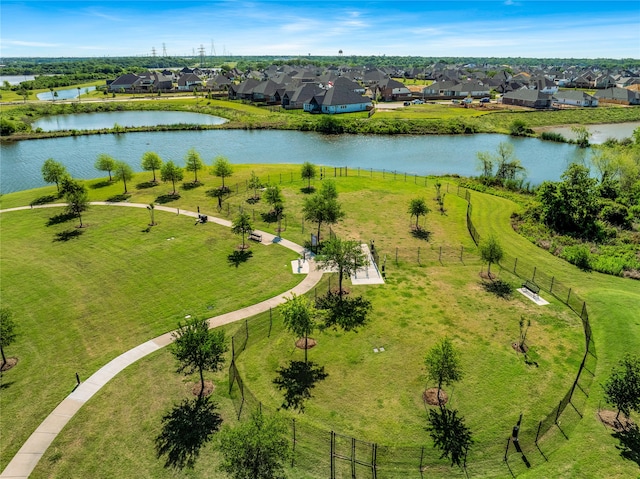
0 202 323 478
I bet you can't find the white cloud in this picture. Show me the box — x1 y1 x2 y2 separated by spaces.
4 40 62 48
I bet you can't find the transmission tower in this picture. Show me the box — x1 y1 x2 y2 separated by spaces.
151 46 157 57
199 44 206 67
162 43 167 57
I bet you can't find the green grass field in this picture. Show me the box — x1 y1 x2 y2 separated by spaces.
1 165 639 478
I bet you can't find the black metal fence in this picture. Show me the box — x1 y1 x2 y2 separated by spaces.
221 168 596 478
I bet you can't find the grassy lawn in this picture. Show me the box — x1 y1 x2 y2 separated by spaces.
0 203 300 470
2 165 639 478
374 103 491 120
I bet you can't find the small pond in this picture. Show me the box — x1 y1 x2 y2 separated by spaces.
32 111 228 132
542 121 640 144
36 86 97 101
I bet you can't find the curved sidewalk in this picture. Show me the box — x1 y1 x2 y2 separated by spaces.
1 203 323 479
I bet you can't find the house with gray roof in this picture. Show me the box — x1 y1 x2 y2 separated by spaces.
304 86 372 114
553 90 598 107
594 87 640 105
502 89 553 109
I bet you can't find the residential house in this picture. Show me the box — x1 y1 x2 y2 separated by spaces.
375 78 412 101
502 90 553 109
552 90 598 107
228 78 261 100
177 73 203 91
304 86 372 114
594 87 640 105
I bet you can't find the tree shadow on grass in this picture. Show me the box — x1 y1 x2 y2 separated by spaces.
46 212 76 226
273 360 328 412
30 194 57 206
155 194 181 204
411 228 432 241
89 180 111 189
155 395 222 470
54 229 84 242
261 211 279 224
106 194 131 203
300 186 316 194
612 423 640 466
136 181 158 190
182 181 204 191
227 250 253 268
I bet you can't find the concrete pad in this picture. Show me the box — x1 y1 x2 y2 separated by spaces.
517 288 550 305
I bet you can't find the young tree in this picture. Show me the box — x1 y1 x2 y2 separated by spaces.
113 161 134 194
424 337 463 404
231 212 254 250
171 317 228 397
300 161 317 190
218 409 291 479
476 151 494 181
161 161 184 195
95 154 116 181
141 151 163 183
0 307 17 369
211 156 233 190
264 185 284 236
41 158 68 194
479 235 503 278
408 198 430 230
247 171 262 201
571 125 591 148
62 177 89 227
281 293 320 363
184 148 205 183
426 406 473 467
302 191 344 250
316 237 368 300
603 354 640 421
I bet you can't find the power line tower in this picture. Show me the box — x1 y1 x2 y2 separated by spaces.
199 44 206 68
152 46 157 58
162 43 167 57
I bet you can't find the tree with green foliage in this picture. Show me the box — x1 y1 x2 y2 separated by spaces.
302 185 344 250
317 237 368 300
408 198 430 230
247 171 262 201
479 235 503 278
113 161 134 194
161 161 184 195
0 307 17 369
141 151 163 183
571 125 591 148
494 142 525 184
218 409 291 479
95 154 116 181
231 212 253 250
281 293 321 363
184 148 205 183
509 119 531 137
61 177 89 227
426 406 473 467
300 161 317 190
476 151 494 181
41 158 68 194
603 354 640 421
211 156 233 190
264 185 285 236
537 163 600 239
171 317 228 397
424 337 463 404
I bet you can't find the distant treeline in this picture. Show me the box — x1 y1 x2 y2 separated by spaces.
2 55 639 77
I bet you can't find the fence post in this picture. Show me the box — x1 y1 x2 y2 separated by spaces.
231 336 235 359
581 302 587 319
345 166 348 177
351 438 356 479
567 288 572 304
535 420 543 444
532 267 537 283
503 436 510 461
330 432 335 479
395 247 398 265
555 399 563 423
419 445 425 473
268 308 273 338
513 257 518 274
550 276 555 293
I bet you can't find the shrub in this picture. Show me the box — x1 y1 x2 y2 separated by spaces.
540 131 567 142
561 245 592 271
600 203 632 230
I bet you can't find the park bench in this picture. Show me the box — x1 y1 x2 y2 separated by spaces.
249 231 262 242
195 214 208 224
522 280 540 296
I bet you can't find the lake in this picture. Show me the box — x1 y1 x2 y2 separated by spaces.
0 129 589 194
32 111 228 132
542 122 640 144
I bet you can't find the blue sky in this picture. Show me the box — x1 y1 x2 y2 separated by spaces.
1 1 639 59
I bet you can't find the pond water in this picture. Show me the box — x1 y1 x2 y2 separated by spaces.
36 86 97 101
542 121 640 144
32 111 228 132
0 75 36 86
0 129 589 194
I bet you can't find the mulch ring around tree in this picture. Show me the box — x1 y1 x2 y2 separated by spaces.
512 342 528 354
1 358 18 372
479 271 497 280
295 338 317 350
423 387 449 406
191 380 215 397
598 409 636 431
